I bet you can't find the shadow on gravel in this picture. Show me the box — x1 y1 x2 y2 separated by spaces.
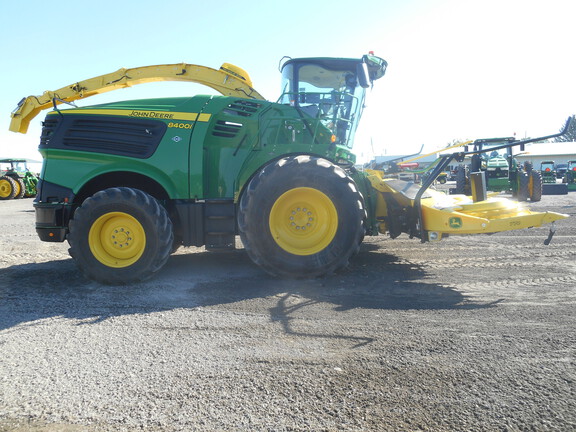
0 243 499 332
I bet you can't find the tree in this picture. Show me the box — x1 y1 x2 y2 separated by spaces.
554 116 576 142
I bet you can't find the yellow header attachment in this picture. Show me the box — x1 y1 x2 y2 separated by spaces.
365 170 568 240
10 62 265 134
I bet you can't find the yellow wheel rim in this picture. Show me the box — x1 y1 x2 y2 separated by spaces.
269 187 338 256
88 212 146 268
0 179 13 198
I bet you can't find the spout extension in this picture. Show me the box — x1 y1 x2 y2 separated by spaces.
544 222 557 245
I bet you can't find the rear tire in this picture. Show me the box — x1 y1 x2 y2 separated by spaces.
68 187 173 285
529 170 543 202
454 165 469 195
518 172 530 202
14 178 25 199
238 156 365 278
0 176 16 200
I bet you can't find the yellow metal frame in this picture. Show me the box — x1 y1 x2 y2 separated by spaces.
399 140 473 166
10 62 265 134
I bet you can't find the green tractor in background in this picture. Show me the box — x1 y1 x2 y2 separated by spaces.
539 160 568 195
452 137 542 202
540 160 556 183
0 159 39 200
563 160 576 191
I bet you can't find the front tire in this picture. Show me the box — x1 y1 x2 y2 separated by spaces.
0 176 16 200
68 187 173 285
238 156 365 278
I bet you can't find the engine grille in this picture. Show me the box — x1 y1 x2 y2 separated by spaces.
40 115 166 159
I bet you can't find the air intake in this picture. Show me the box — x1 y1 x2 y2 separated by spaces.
40 115 166 159
212 120 243 138
222 100 262 117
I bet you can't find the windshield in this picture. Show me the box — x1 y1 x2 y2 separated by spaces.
484 148 509 160
0 161 28 172
279 60 366 148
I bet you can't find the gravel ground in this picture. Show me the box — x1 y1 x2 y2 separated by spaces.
0 189 575 431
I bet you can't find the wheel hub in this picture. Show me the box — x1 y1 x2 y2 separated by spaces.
0 180 12 197
289 207 314 231
89 212 146 268
111 227 132 248
269 187 337 256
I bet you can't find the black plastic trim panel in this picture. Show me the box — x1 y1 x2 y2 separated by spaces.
34 202 74 242
40 114 167 159
35 179 76 204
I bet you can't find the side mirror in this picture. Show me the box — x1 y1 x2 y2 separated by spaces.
357 62 370 88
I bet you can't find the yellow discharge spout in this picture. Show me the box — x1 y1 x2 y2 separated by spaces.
10 62 266 134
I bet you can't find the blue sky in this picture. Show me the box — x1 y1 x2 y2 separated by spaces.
1 0 574 164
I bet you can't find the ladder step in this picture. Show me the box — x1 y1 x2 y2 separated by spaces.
204 201 236 250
